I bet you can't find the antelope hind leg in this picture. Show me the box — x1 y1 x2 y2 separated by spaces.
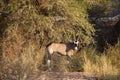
47 59 51 71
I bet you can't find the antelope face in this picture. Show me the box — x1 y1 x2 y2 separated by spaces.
74 40 79 50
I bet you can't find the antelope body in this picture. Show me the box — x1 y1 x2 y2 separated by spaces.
47 41 79 71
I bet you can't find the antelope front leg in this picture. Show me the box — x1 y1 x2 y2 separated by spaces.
66 55 72 64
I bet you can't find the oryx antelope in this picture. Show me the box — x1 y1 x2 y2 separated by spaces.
46 36 83 71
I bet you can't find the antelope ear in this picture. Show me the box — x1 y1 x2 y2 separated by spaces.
73 41 76 44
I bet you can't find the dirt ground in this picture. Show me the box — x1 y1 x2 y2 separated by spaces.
27 72 99 80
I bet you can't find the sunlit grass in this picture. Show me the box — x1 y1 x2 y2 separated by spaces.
81 41 120 79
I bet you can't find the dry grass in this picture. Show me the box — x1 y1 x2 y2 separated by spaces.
81 41 120 79
0 26 47 80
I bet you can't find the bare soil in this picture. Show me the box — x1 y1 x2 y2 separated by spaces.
27 72 98 80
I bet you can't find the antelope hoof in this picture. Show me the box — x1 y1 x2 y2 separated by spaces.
48 68 52 72
66 60 70 64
